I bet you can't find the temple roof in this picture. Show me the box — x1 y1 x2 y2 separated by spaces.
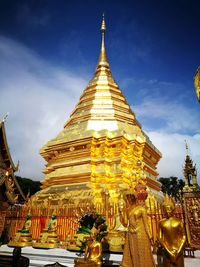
0 121 17 172
0 120 25 204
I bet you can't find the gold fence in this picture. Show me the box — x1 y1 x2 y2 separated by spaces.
4 200 184 246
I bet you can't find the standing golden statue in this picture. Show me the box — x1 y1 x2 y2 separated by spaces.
120 184 155 267
158 195 186 267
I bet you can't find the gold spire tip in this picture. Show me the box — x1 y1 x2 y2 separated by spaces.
184 140 189 155
101 14 106 32
96 13 109 68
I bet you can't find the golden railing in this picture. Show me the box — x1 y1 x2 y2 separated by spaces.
5 200 184 246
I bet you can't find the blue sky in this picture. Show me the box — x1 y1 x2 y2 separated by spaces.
0 0 199 181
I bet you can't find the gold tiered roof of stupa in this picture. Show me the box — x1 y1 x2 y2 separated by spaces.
37 16 162 203
64 16 140 132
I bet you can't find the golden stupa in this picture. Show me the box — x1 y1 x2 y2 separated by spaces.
35 16 162 206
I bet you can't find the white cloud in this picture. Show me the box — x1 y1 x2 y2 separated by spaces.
132 96 200 133
132 95 200 182
0 36 87 180
148 131 200 183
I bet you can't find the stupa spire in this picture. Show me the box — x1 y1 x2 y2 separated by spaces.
62 15 140 131
185 140 189 156
96 14 110 70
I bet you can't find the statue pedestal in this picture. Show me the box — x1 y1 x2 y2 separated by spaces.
33 229 59 249
107 231 125 252
67 236 81 251
67 234 91 251
8 232 32 247
74 258 102 267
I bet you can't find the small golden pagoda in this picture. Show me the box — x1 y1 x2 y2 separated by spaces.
183 142 199 191
33 16 162 206
182 143 200 249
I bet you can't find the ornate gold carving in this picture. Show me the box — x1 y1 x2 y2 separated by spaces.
5 176 18 204
183 191 200 249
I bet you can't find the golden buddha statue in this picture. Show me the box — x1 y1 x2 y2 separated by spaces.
74 227 102 267
107 195 126 252
191 199 199 225
47 214 58 233
158 195 186 267
120 184 155 267
33 213 59 249
8 214 32 247
18 214 32 233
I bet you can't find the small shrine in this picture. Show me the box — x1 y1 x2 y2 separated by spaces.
182 143 200 249
183 143 199 190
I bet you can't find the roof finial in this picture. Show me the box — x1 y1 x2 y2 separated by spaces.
1 112 9 123
101 13 106 32
96 14 109 68
100 14 106 56
184 140 189 155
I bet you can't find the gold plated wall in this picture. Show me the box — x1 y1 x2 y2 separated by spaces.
91 133 146 206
